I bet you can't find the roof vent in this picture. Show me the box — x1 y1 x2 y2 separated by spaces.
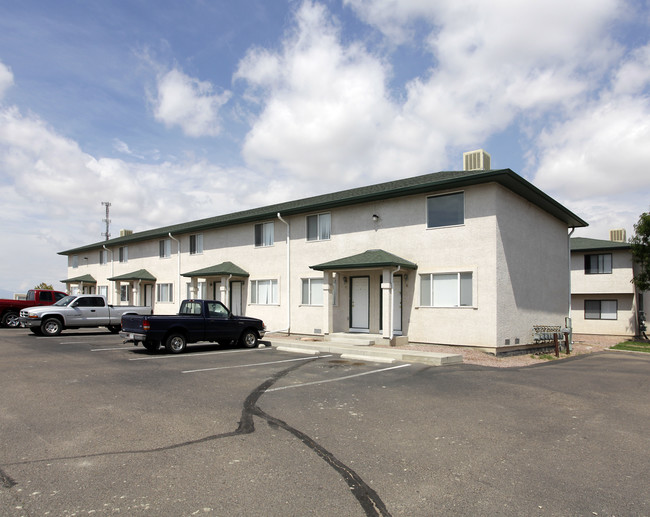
463 149 491 171
609 229 626 242
120 229 133 237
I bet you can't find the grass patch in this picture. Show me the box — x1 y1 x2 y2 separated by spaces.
611 341 650 353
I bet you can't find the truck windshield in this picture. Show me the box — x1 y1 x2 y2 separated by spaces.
53 295 76 307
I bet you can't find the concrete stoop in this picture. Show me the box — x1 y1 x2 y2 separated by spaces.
269 336 463 367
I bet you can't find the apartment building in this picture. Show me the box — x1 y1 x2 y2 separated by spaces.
60 155 586 351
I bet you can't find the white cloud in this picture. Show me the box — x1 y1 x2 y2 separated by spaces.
0 61 13 100
152 68 231 137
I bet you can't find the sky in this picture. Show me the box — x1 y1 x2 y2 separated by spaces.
0 0 649 296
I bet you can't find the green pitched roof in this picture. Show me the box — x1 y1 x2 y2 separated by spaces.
107 269 156 281
311 249 418 271
182 261 249 278
61 274 96 284
570 237 630 252
60 168 588 255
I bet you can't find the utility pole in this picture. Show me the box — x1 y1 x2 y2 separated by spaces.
102 201 111 240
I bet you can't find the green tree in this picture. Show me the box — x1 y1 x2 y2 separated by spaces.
630 212 650 292
34 282 54 290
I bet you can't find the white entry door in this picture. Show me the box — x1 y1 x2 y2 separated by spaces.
350 276 370 332
230 281 243 316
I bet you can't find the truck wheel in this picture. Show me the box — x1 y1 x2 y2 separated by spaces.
41 318 63 336
2 310 20 328
106 325 121 333
30 327 43 336
142 341 159 353
165 333 187 354
240 329 258 348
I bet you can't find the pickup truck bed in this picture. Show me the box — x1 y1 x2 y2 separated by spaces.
120 299 266 353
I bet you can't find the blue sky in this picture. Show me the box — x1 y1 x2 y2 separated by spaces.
0 0 649 295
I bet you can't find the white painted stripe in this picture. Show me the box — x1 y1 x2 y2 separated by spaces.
182 355 332 373
265 363 411 392
129 347 271 361
91 346 138 351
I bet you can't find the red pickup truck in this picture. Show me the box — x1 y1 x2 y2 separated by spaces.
0 289 68 328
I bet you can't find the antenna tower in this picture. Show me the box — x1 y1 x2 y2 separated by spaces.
101 201 111 240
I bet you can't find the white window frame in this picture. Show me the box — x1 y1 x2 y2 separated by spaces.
186 281 207 299
251 279 279 305
156 283 174 303
301 278 324 306
119 246 128 263
426 191 465 229
584 254 612 274
585 299 617 320
120 284 130 303
99 249 109 265
71 255 79 269
159 239 171 259
98 285 108 298
307 213 331 241
420 271 473 307
255 222 275 247
189 234 203 255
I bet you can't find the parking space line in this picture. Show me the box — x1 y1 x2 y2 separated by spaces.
129 347 271 361
91 346 138 351
265 363 411 392
182 355 333 373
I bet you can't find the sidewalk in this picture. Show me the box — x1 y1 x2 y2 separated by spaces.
264 333 630 368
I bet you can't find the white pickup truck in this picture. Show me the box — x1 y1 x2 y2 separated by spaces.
19 294 152 336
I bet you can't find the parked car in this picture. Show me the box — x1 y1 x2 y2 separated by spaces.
19 294 152 336
1 289 68 328
120 299 266 353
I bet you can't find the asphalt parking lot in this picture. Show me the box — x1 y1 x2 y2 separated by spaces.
1 328 649 516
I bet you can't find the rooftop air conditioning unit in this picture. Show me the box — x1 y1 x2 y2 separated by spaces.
609 229 626 242
463 149 491 171
120 229 133 237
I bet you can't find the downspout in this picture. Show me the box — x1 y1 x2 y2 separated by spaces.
169 233 181 311
567 227 576 347
103 245 113 305
276 213 291 334
226 274 232 307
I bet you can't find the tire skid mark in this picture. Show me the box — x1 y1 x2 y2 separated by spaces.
2 359 392 516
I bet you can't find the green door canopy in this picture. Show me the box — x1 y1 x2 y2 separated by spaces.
61 274 97 284
107 269 157 282
311 249 418 271
182 261 250 278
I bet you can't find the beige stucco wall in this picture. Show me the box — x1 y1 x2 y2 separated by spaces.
65 179 574 348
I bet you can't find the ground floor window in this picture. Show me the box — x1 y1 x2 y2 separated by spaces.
156 283 174 303
420 272 472 307
251 279 278 304
301 278 323 305
120 285 130 303
585 300 617 320
98 285 108 298
186 281 207 299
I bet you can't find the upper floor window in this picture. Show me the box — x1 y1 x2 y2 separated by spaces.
420 272 473 307
159 239 171 258
118 246 128 263
427 192 464 228
307 213 331 241
584 254 612 274
301 278 324 306
71 255 79 268
99 249 109 265
255 222 274 247
190 234 203 255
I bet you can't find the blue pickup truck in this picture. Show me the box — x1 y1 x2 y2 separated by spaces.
120 299 266 354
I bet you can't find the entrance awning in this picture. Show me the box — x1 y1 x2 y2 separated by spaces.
108 269 156 281
182 261 249 278
311 249 418 271
61 274 97 284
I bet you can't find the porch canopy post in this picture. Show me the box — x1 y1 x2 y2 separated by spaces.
322 271 334 336
381 268 392 340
